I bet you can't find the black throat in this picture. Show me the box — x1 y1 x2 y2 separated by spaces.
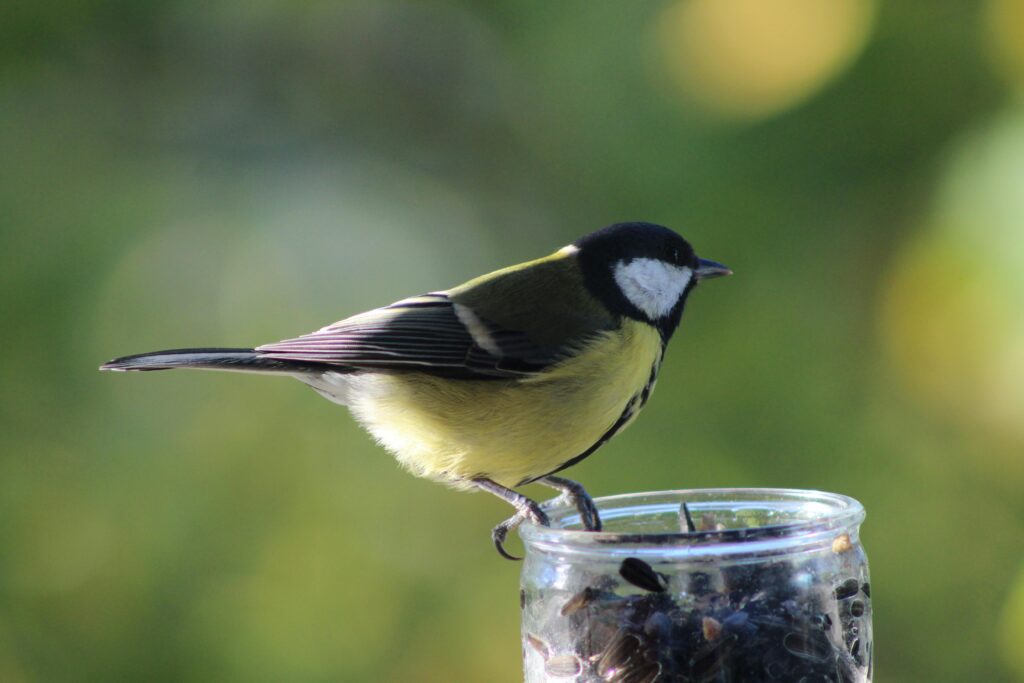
654 279 697 343
573 222 699 342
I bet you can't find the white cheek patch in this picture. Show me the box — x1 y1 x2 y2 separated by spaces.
613 259 693 319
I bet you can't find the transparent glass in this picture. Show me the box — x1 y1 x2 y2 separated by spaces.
518 489 871 682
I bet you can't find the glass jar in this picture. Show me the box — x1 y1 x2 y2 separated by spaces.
518 489 871 682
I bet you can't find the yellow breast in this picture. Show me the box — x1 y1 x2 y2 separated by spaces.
347 319 663 489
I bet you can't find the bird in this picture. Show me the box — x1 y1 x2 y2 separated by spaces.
100 222 730 559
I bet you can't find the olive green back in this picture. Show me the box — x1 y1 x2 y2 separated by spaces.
448 250 616 346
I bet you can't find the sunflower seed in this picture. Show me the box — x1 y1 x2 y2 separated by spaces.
833 578 859 601
619 558 666 593
544 653 581 677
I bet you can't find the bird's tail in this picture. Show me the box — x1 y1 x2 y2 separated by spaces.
99 348 319 374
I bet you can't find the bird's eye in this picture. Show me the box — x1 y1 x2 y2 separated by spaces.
672 249 679 262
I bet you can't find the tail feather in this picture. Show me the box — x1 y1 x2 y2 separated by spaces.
99 348 319 373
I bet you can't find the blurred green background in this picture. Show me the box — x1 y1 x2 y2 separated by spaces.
2 0 1024 681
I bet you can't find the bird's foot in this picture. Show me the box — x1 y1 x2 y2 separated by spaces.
538 475 603 532
472 477 551 561
491 500 549 561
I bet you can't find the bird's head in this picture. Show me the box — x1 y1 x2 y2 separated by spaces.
572 222 730 339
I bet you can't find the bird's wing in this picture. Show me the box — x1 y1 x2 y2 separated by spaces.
255 292 595 379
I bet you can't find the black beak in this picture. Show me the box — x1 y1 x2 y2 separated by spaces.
695 258 732 280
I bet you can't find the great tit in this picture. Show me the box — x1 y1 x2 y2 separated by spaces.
101 222 730 558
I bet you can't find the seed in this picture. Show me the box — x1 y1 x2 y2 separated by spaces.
833 578 859 601
699 513 719 531
680 501 696 532
597 629 642 677
702 616 722 641
782 631 832 663
849 600 865 617
619 557 667 593
861 582 871 598
544 653 581 677
525 633 549 659
745 590 767 606
561 586 601 616
615 659 662 683
832 533 852 553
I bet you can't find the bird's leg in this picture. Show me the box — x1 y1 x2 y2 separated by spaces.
472 478 549 561
537 475 603 532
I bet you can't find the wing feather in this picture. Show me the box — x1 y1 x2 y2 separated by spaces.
255 293 583 379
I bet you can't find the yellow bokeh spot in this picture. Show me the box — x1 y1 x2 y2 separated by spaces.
881 111 1024 445
984 0 1024 88
880 236 1024 440
654 0 875 120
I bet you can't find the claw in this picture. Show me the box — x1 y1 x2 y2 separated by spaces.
578 493 602 532
540 476 602 531
564 492 596 531
491 502 550 561
492 517 523 561
470 477 553 560
525 501 550 527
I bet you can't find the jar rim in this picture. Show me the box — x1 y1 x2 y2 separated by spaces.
518 488 865 560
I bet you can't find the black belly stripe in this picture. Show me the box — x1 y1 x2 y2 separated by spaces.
520 406 633 486
520 349 665 486
637 354 661 409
